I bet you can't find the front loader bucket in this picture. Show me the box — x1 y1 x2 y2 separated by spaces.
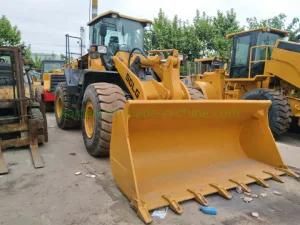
110 100 298 224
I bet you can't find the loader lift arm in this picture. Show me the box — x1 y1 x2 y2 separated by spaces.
113 48 190 100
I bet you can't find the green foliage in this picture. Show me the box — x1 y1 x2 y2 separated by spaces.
192 11 214 57
0 15 21 46
32 55 42 70
146 8 241 60
0 16 39 67
146 9 300 61
246 14 287 30
246 14 300 41
212 9 242 59
23 45 32 62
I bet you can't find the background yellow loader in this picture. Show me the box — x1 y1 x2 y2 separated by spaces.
37 60 65 111
54 9 298 223
193 28 300 137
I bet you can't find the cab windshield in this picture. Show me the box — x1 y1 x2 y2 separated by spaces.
0 51 14 86
254 32 282 61
42 61 64 73
90 17 145 54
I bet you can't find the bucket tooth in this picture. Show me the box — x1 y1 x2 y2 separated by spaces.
263 171 284 183
134 201 152 224
187 189 208 206
277 167 300 179
210 184 232 199
162 195 183 214
247 175 269 188
229 179 251 193
0 145 8 175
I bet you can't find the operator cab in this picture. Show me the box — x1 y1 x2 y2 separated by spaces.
0 48 20 120
88 11 151 69
0 51 14 86
41 60 64 74
194 57 225 74
227 28 288 78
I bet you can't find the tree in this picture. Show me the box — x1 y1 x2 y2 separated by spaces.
146 9 300 64
246 14 300 41
32 55 42 70
146 8 242 60
286 17 300 41
212 9 242 59
0 15 21 46
20 44 34 65
151 9 174 50
247 14 287 30
192 11 215 58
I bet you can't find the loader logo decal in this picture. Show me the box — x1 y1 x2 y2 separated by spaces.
126 73 140 98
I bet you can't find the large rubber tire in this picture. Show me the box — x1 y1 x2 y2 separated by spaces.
242 89 292 137
31 107 48 144
55 82 80 129
188 87 206 100
82 83 126 157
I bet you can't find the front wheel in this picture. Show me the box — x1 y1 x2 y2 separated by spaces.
82 83 126 157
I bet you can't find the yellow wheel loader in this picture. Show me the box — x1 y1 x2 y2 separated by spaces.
38 60 65 111
54 13 298 223
194 57 225 74
0 47 47 174
193 28 300 137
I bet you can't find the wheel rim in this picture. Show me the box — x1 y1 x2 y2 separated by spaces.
84 101 95 139
56 96 63 119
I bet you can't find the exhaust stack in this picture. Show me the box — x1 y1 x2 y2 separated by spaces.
92 0 98 19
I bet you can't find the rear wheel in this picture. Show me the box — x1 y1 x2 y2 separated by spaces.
55 82 80 129
82 83 126 157
242 89 292 137
187 87 206 100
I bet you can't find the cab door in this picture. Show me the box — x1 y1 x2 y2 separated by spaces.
229 33 254 78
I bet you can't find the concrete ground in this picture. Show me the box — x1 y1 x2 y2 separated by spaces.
0 113 299 225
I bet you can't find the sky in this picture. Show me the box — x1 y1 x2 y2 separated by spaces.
1 0 299 54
